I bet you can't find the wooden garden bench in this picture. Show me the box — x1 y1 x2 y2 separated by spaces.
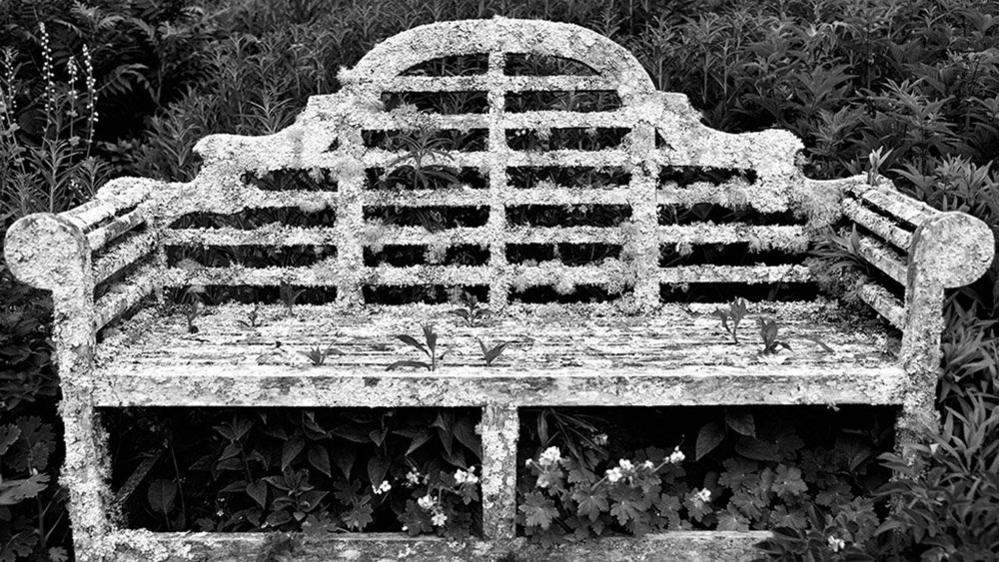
4 17 994 562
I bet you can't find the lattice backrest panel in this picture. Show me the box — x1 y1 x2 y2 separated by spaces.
163 18 826 310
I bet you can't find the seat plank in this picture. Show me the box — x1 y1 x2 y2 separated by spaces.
94 302 904 407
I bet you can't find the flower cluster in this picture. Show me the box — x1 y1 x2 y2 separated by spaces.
538 446 562 468
453 466 478 485
416 494 448 527
827 536 846 552
38 23 56 118
404 468 426 487
371 480 392 495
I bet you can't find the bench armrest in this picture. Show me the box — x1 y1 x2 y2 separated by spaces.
833 177 993 373
4 177 174 335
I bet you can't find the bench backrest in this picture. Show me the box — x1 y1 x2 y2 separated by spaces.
157 17 828 311
6 18 992 339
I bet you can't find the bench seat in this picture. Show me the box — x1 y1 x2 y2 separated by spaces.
94 301 906 408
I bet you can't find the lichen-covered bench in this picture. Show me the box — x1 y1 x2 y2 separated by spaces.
4 17 994 562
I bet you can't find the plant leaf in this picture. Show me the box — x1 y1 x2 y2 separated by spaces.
146 478 177 515
695 421 725 461
725 409 756 437
396 335 427 355
281 436 305 471
386 360 431 371
246 479 267 508
307 445 332 477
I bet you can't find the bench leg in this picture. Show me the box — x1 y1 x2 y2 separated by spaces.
896 388 939 465
59 384 116 561
480 403 519 540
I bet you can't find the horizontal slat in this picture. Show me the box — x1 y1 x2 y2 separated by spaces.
161 225 630 249
363 187 632 207
359 109 633 130
659 264 813 284
857 282 905 329
361 149 635 169
95 265 159 330
856 234 907 285
94 231 158 284
64 199 120 231
850 184 939 226
93 365 906 408
86 209 145 251
102 531 768 562
164 265 492 287
841 198 912 250
656 182 767 208
658 224 808 251
162 227 339 247
381 74 618 92
362 188 487 207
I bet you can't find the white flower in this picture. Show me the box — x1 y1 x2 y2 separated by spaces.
642 460 654 469
455 467 479 485
405 469 422 486
695 488 711 502
594 433 609 446
417 494 435 511
538 446 563 468
606 467 623 483
618 459 634 471
668 447 686 464
372 480 392 495
401 525 408 532
827 536 846 552
536 472 555 489
431 512 448 527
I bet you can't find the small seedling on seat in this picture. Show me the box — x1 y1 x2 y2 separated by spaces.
714 297 748 343
280 281 305 315
300 345 343 366
451 291 489 327
184 301 200 334
757 317 792 355
182 285 205 334
387 323 447 371
238 304 263 329
477 339 509 366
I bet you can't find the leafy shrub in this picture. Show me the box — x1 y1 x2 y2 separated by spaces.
106 408 482 537
517 407 893 547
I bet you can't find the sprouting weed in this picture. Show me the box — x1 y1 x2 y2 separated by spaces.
279 280 305 315
378 127 460 190
182 285 205 334
387 323 447 371
450 291 489 327
812 225 868 276
714 297 749 343
866 146 893 185
299 345 343 366
184 301 200 334
238 304 263 328
757 317 792 355
477 338 509 366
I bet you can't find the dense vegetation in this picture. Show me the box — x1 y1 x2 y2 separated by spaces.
2 0 998 559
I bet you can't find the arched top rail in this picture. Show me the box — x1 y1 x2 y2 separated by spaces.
341 17 656 101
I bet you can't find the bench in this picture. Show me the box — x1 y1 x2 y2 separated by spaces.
4 17 994 562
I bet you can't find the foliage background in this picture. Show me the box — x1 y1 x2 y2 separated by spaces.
1 0 998 559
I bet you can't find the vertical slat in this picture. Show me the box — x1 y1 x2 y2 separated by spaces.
629 122 659 310
337 124 366 306
487 50 511 307
480 403 519 540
